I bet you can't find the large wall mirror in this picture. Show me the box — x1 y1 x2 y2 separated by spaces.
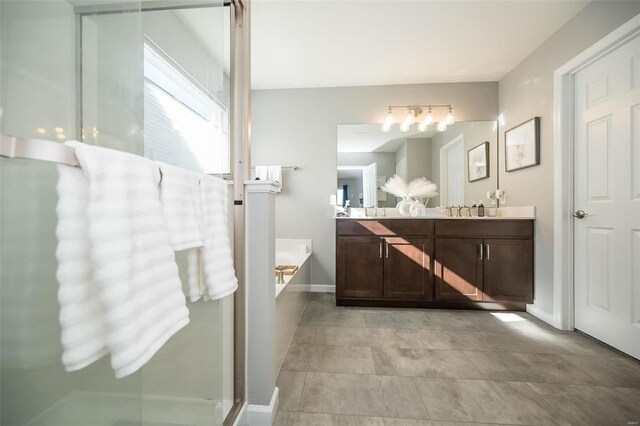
336 120 498 208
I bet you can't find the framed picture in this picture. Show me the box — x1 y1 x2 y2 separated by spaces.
505 117 540 172
467 141 489 182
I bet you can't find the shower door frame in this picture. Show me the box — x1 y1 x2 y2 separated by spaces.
72 1 250 424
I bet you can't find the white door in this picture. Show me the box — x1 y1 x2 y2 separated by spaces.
441 135 465 206
362 163 377 208
574 34 640 359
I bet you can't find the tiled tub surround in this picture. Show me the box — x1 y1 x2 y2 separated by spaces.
275 293 640 425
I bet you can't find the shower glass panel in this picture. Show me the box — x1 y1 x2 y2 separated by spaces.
1 1 144 425
1 1 233 425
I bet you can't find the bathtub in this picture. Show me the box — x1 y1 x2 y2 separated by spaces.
275 252 311 297
275 239 312 375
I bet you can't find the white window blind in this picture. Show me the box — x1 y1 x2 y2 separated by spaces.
143 41 229 174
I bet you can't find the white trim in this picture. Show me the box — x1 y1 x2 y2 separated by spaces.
439 133 464 206
247 386 279 425
310 284 336 293
553 13 640 331
526 304 557 328
244 180 282 194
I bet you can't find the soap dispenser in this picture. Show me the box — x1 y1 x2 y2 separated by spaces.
344 200 351 216
478 201 485 217
471 203 478 217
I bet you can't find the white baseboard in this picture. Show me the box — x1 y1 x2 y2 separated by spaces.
310 284 335 293
526 304 561 329
247 387 279 425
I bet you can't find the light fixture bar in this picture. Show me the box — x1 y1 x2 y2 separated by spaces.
387 104 452 109
381 104 455 133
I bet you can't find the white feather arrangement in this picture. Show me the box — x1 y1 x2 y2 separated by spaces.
407 177 438 199
381 175 438 199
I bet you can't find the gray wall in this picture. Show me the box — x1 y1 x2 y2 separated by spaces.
405 138 432 183
395 138 434 202
497 1 640 320
430 121 497 206
252 82 498 286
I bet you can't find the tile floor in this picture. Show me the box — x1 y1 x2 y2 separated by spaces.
274 293 640 426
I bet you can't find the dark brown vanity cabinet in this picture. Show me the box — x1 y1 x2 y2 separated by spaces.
383 237 434 300
336 236 384 299
434 238 533 303
481 239 533 302
336 218 534 310
336 235 433 300
434 238 483 301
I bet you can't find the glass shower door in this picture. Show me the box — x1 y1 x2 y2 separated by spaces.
0 1 144 425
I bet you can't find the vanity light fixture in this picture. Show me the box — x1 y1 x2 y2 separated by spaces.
445 106 455 125
400 108 416 132
382 109 394 132
418 107 435 132
381 104 454 133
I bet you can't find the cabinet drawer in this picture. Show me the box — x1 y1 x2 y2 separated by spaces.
337 219 434 236
435 220 533 238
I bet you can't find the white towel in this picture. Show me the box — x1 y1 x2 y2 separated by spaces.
157 162 204 251
56 164 109 371
187 175 238 301
255 165 282 186
57 141 189 378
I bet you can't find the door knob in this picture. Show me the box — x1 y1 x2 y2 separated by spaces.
573 210 590 219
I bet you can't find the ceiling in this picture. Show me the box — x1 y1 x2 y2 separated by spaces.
251 0 589 90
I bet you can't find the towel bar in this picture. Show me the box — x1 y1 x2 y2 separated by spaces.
0 134 79 167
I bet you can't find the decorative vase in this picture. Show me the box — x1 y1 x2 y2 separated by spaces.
409 199 426 217
396 197 413 216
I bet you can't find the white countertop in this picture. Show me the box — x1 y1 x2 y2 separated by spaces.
335 206 535 220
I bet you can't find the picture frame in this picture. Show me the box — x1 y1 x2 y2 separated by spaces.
505 117 540 172
467 141 489 182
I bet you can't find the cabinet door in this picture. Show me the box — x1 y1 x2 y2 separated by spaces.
482 239 533 303
435 238 483 301
336 236 384 299
383 237 434 300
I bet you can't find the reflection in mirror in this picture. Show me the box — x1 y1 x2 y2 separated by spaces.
336 120 498 208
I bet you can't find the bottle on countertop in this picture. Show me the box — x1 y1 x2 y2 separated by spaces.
478 201 485 217
471 203 478 217
344 200 351 216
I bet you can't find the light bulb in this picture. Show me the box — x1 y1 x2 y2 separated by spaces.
424 108 434 125
400 121 410 132
418 119 429 132
404 109 415 126
445 107 455 125
384 110 394 126
382 109 394 132
436 121 448 132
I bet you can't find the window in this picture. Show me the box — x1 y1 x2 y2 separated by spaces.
143 40 230 174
